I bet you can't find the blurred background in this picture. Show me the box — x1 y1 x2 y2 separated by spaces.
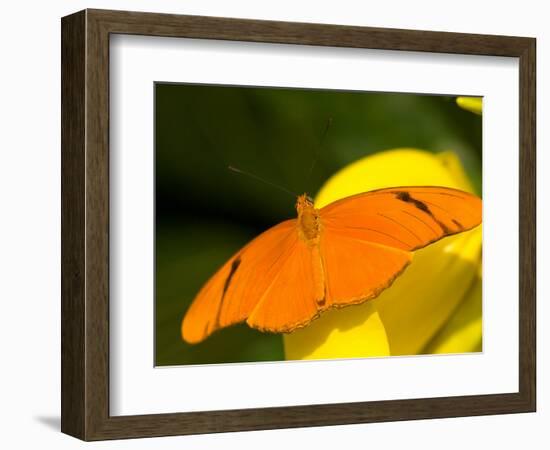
155 83 482 366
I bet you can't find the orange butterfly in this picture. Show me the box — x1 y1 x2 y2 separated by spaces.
182 186 482 344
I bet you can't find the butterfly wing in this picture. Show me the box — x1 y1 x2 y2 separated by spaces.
246 239 324 333
320 228 413 307
181 220 299 343
319 186 482 306
321 186 482 251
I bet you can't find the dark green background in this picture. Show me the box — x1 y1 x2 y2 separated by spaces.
155 83 482 366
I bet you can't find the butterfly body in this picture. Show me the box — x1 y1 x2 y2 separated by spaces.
296 194 321 243
182 187 482 344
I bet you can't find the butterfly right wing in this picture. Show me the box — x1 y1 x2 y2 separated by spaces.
320 186 482 251
319 224 413 308
182 219 299 344
318 186 481 308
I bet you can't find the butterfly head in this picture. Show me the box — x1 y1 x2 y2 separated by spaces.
296 193 314 210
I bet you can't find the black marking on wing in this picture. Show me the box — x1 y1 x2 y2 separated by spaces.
394 191 450 234
223 257 242 298
215 256 242 327
452 219 464 230
395 191 430 213
317 287 326 306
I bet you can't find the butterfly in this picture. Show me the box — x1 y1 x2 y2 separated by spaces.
181 186 482 344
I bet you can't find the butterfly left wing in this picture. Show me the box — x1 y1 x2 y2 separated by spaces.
246 238 325 333
318 186 482 307
181 220 298 343
182 219 327 342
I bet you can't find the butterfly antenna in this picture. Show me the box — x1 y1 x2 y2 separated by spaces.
306 117 332 183
228 166 298 198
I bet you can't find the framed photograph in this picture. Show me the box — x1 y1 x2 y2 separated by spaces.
61 9 536 440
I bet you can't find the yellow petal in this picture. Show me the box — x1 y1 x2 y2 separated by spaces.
315 149 474 209
283 148 482 359
374 226 481 355
422 261 482 354
456 96 483 115
284 302 389 360
436 151 475 193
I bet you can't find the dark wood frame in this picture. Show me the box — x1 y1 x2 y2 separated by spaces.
61 8 536 441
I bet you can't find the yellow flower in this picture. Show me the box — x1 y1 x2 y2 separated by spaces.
456 96 483 115
284 149 482 360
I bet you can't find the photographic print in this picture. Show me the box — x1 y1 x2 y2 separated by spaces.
155 84 483 366
61 10 535 439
